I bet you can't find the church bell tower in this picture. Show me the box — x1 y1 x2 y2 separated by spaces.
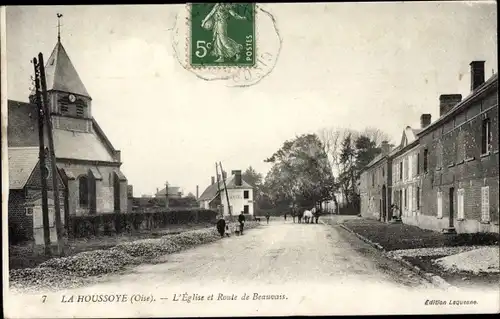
29 13 92 132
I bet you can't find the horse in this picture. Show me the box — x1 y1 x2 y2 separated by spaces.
303 209 313 223
297 209 304 223
311 207 320 224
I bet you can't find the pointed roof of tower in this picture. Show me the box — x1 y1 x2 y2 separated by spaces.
43 41 91 98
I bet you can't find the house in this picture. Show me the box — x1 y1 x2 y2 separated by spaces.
8 35 128 227
8 147 66 244
416 61 498 233
390 126 423 222
155 186 182 198
359 141 393 221
198 170 254 216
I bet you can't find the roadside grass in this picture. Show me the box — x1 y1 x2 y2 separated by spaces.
342 219 499 251
9 221 260 292
9 223 214 270
341 218 499 289
403 255 500 289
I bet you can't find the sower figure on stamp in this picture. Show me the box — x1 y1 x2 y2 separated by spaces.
238 211 246 235
201 3 246 63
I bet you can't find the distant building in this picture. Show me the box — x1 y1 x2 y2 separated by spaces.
359 141 392 221
155 186 182 198
198 170 254 216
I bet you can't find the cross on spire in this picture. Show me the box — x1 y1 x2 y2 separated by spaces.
57 13 63 42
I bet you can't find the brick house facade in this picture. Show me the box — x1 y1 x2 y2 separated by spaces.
359 61 498 234
8 147 66 243
8 37 128 242
391 127 422 221
415 62 498 233
359 142 392 222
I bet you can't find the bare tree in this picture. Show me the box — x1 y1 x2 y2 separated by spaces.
362 127 392 146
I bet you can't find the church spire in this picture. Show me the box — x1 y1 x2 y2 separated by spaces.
57 13 63 43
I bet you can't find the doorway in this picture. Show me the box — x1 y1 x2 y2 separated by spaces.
382 185 387 222
449 187 455 228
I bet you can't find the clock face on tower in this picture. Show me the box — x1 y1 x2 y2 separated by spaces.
69 94 76 103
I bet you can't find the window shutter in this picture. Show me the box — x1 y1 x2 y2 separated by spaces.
408 155 412 179
481 186 490 222
437 192 443 218
457 189 464 220
412 186 417 213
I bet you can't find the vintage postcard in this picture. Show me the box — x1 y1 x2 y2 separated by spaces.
1 2 499 318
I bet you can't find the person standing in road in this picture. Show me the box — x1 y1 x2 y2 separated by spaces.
238 211 246 235
284 213 287 222
216 217 226 238
266 212 270 224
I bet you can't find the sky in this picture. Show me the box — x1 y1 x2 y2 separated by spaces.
6 2 497 197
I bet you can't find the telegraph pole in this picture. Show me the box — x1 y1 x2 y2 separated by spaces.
33 57 51 256
215 163 222 217
38 53 65 256
165 181 169 209
219 162 232 219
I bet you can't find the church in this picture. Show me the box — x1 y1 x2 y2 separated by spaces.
8 34 128 242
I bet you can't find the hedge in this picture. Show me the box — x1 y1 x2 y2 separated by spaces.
68 209 218 238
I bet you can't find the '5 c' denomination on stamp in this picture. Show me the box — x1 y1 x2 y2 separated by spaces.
190 3 256 68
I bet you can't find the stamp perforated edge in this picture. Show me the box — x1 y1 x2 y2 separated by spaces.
185 3 258 71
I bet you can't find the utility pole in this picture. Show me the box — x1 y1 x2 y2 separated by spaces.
165 181 169 209
219 162 232 219
215 163 222 216
38 52 65 256
33 57 51 257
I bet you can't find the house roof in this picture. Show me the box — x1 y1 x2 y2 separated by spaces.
389 126 420 157
418 73 498 136
36 41 91 98
8 147 40 189
7 100 39 147
156 186 181 196
53 129 115 161
198 175 253 202
7 100 118 163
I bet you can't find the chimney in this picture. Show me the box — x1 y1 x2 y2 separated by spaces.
470 61 485 92
420 113 432 129
211 176 215 185
196 185 199 199
234 170 242 186
439 94 462 117
381 141 391 154
156 187 159 197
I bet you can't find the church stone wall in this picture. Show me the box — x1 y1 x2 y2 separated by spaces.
58 162 127 216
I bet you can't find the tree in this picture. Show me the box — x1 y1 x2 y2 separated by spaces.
264 134 336 209
338 133 357 207
242 166 263 195
354 134 382 177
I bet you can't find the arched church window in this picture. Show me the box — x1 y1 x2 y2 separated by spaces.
79 175 89 207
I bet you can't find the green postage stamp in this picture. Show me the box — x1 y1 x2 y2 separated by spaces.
189 3 256 68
